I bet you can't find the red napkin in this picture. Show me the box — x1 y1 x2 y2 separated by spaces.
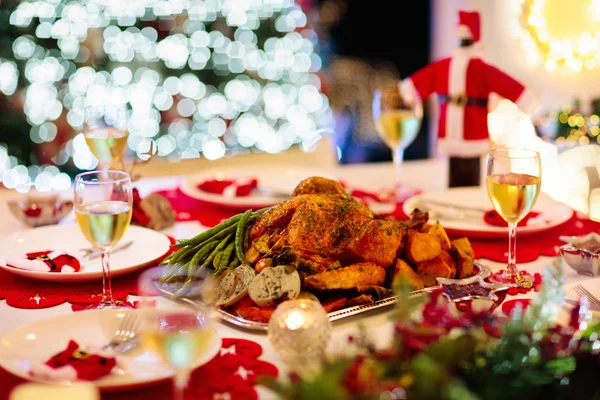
483 209 540 227
1 250 81 273
198 177 258 197
29 340 117 381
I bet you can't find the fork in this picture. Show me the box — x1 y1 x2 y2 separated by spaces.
79 240 134 260
573 284 600 308
102 311 140 352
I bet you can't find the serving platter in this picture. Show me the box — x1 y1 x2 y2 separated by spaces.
166 261 491 332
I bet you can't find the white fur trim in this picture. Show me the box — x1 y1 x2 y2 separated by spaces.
5 256 52 271
437 138 490 157
399 78 419 103
456 25 472 40
30 363 78 381
515 88 538 115
446 53 472 142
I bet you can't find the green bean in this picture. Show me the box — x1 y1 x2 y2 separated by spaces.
228 258 239 269
235 209 252 265
201 233 233 269
218 241 234 268
212 251 223 269
169 242 204 264
187 239 219 268
175 213 243 247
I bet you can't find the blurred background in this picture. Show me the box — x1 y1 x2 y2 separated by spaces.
1 0 600 192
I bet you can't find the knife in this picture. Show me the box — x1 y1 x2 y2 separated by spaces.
419 199 489 213
83 240 134 260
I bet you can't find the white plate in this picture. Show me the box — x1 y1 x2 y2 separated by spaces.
180 164 337 210
563 277 600 318
403 187 573 239
0 309 221 390
0 224 171 282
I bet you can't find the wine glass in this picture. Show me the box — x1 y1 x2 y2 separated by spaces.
485 148 541 287
138 266 218 400
74 170 133 309
83 90 129 171
373 85 423 202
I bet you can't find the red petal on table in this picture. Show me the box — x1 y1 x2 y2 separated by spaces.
482 210 540 227
501 299 531 316
221 338 264 359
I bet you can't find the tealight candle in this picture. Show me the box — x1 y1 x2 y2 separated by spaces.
268 299 332 378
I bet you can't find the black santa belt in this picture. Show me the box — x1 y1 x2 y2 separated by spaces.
439 94 488 107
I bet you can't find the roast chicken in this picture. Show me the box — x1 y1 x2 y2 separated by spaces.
246 176 407 290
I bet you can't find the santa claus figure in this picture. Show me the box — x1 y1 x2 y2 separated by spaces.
400 10 538 187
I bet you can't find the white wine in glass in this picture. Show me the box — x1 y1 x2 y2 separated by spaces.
74 170 133 309
485 148 541 286
373 85 423 202
83 95 129 171
138 266 217 400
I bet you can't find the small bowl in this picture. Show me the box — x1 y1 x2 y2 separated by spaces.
7 194 73 227
559 233 600 277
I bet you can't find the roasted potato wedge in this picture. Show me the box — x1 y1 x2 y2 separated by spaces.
417 250 456 286
426 222 452 251
451 237 475 279
391 258 424 291
405 231 442 264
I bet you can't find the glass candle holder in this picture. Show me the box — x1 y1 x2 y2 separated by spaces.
268 299 332 378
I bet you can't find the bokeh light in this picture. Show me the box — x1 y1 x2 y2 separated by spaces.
1 0 334 191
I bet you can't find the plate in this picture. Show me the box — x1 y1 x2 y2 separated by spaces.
0 224 171 282
0 309 221 390
402 187 574 239
563 278 600 318
179 164 337 210
173 262 491 332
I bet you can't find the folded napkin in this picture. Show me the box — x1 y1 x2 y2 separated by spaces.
197 177 258 198
29 340 125 381
0 250 81 273
483 210 541 227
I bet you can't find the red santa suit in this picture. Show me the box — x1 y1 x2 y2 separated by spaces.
400 10 537 158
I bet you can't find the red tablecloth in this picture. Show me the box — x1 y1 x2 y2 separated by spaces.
0 338 278 400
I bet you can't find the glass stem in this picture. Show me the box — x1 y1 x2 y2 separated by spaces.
173 370 189 400
505 222 518 280
393 146 405 201
100 250 114 305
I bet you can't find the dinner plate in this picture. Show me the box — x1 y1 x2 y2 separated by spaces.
402 187 574 239
179 163 337 210
0 224 171 282
0 309 221 390
562 277 600 318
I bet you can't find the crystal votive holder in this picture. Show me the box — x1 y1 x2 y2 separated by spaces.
268 299 332 378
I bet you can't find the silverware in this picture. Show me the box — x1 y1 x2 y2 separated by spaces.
564 298 600 312
573 284 600 308
419 199 489 213
79 240 134 260
102 311 140 353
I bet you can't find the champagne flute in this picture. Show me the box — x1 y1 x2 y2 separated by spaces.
74 170 133 309
138 266 218 400
373 85 423 202
83 93 129 171
485 148 541 286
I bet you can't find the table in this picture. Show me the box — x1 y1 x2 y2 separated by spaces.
0 157 592 399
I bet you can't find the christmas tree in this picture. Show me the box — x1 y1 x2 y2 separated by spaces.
0 0 332 192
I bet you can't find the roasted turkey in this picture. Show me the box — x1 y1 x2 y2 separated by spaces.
246 177 407 290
